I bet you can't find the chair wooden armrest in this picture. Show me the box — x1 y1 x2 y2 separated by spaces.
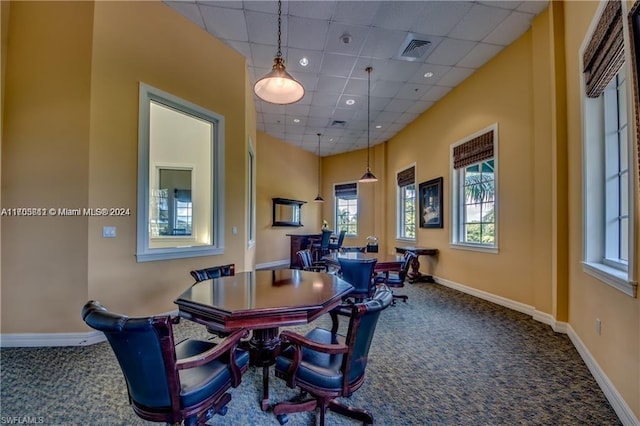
177 328 249 387
280 330 348 354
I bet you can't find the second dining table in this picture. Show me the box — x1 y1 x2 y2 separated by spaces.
323 251 405 273
174 268 353 411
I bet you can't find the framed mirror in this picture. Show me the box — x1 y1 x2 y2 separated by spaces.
272 198 305 227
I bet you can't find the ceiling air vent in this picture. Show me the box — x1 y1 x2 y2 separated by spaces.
396 33 434 62
331 120 346 127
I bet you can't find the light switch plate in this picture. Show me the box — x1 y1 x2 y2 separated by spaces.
103 226 116 238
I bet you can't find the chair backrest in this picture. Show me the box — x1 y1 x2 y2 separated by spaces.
81 301 177 411
338 257 377 298
190 263 235 282
296 249 314 269
319 229 332 248
335 229 346 247
398 252 417 280
342 284 393 388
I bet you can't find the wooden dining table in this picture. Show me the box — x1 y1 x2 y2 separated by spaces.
323 251 405 273
174 269 353 411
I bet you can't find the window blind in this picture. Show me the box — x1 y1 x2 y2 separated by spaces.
453 130 494 169
335 182 357 199
583 0 624 98
397 166 415 187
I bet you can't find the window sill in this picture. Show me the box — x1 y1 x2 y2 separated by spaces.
450 242 498 254
582 261 637 297
137 246 224 262
396 237 416 243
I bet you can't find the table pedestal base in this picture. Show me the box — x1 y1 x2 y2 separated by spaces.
249 328 281 411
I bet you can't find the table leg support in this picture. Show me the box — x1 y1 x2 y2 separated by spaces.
249 328 281 411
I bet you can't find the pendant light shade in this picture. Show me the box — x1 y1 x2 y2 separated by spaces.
359 66 377 183
253 0 304 105
314 133 324 202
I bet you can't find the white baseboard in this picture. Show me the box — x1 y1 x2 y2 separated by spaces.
432 275 636 425
255 259 289 270
0 331 106 347
567 325 639 426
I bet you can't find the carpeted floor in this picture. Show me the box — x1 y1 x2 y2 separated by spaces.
0 282 621 425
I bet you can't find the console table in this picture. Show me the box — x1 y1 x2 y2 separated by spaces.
395 246 439 283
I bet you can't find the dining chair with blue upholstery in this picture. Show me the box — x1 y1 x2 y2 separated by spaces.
81 300 249 426
337 257 377 302
375 251 416 304
296 249 327 272
311 229 332 262
190 263 235 282
327 229 346 252
272 284 393 425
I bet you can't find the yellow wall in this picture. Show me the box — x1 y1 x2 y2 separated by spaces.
255 131 323 265
563 1 639 418
1 1 253 331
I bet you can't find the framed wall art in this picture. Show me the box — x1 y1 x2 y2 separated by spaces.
419 177 443 228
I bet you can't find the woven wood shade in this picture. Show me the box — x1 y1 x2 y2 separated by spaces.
453 130 494 169
584 0 624 98
397 166 415 187
335 182 357 199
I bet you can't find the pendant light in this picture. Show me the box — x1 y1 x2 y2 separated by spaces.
359 66 378 182
314 133 324 202
253 0 305 105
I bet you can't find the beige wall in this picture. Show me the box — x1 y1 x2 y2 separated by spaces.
254 131 323 265
563 1 639 418
1 1 253 331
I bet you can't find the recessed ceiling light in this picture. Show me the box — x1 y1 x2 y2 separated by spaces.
293 118 300 123
345 99 355 105
375 125 382 129
424 71 434 78
299 57 309 67
329 138 334 142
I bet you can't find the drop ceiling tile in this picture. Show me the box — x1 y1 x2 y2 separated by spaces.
290 71 318 94
245 10 282 45
332 107 356 122
325 23 368 56
199 4 248 41
483 11 533 46
396 111 420 125
288 16 330 51
331 1 380 25
311 92 341 108
224 40 252 61
309 105 335 119
408 63 452 85
360 27 408 60
321 53 358 78
305 117 331 128
251 43 280 68
371 80 403 98
395 83 432 100
457 42 503 68
448 4 510 41
377 60 422 83
243 1 284 14
479 1 523 10
285 104 311 117
386 98 415 113
337 94 365 109
376 110 403 123
411 1 473 36
343 78 368 96
316 75 348 94
289 1 336 20
421 85 452 102
427 38 477 66
262 113 285 125
407 100 434 115
287 49 324 74
371 1 425 31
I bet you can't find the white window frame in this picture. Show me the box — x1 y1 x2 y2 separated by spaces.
137 83 225 262
582 71 637 297
450 123 499 254
397 165 416 241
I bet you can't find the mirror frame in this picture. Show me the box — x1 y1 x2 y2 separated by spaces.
272 198 306 227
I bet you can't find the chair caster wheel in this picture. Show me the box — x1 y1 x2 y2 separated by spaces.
277 413 288 425
217 406 228 416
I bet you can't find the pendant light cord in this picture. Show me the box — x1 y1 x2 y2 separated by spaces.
366 66 372 171
276 0 283 59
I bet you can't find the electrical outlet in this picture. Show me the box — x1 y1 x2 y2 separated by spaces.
595 318 602 335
